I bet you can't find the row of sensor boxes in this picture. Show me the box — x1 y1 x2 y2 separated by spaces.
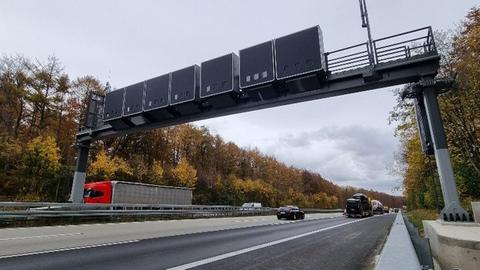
104 26 325 129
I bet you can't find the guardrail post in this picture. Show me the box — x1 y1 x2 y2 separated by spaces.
421 80 469 221
69 141 91 203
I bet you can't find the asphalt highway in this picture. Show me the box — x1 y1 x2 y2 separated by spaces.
0 214 395 270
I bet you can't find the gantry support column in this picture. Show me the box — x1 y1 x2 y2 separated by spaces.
69 141 91 203
421 83 469 221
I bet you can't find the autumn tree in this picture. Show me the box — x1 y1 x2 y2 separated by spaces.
0 55 31 138
20 136 60 199
170 158 197 188
150 160 166 185
88 149 132 180
439 7 480 207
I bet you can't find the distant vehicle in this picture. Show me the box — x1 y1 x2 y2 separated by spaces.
240 202 262 210
83 180 193 205
383 206 390 213
346 193 373 218
371 200 384 215
394 208 399 213
276 205 305 220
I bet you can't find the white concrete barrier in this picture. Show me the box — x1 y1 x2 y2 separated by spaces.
423 219 480 270
376 213 420 270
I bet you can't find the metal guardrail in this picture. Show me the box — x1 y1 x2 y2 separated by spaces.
0 201 242 210
325 26 436 74
0 202 272 219
402 213 435 270
0 202 342 220
302 208 343 213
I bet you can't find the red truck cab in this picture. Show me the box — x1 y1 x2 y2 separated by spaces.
83 181 113 203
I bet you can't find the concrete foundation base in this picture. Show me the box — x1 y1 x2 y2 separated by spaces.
423 220 480 270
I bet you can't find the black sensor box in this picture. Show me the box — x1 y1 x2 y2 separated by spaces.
200 53 239 108
144 73 173 121
274 26 325 80
239 40 278 101
123 82 144 117
240 41 275 88
170 65 200 115
103 88 130 129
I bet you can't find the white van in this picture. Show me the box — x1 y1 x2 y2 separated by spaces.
240 202 262 210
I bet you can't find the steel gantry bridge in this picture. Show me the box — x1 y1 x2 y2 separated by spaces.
72 26 469 221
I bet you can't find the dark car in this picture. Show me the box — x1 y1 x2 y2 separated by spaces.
276 206 305 220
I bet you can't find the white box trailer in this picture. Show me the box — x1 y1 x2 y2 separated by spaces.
83 180 193 205
112 181 192 205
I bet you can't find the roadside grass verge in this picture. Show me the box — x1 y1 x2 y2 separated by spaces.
406 209 438 235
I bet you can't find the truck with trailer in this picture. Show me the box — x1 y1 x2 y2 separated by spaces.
371 199 384 215
345 193 373 218
83 180 193 205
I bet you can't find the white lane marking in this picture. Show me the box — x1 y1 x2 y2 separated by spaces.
167 216 376 270
0 239 140 259
0 232 83 241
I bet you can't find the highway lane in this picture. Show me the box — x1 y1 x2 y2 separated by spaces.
0 213 341 257
0 214 395 270
192 214 395 270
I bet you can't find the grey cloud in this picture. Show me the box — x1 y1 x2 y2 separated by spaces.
263 125 400 193
278 125 396 167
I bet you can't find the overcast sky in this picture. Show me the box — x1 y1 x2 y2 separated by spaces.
1 0 477 195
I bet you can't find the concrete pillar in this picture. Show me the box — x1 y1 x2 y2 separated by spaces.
69 141 91 203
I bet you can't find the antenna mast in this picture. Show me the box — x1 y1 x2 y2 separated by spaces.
359 0 375 65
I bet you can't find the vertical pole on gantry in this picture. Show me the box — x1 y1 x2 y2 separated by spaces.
359 0 375 65
69 141 91 203
421 82 468 221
